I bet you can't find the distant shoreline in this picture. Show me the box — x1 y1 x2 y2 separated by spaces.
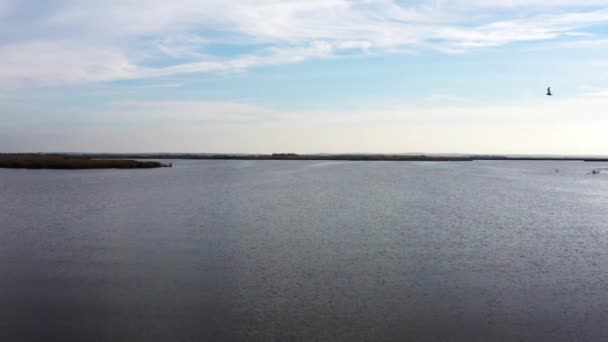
0 155 171 169
2 153 608 163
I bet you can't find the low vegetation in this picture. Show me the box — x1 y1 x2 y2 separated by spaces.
0 154 170 169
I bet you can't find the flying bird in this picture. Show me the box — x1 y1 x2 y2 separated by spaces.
546 87 552 96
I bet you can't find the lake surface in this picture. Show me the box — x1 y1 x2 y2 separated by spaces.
1 160 608 341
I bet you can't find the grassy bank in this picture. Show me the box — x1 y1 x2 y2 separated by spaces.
0 155 170 169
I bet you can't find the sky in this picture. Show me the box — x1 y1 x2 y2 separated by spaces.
2 0 608 154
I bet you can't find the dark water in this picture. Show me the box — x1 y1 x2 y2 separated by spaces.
1 160 608 341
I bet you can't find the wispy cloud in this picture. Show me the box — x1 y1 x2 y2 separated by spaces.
6 96 608 154
0 41 137 86
104 100 279 123
132 83 184 89
424 93 467 102
2 0 608 86
580 85 608 97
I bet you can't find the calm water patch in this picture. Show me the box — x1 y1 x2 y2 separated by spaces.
1 160 608 341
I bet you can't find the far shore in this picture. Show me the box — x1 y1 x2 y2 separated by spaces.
3 153 608 167
20 153 608 162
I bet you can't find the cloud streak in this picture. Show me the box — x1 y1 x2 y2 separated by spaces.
2 0 608 86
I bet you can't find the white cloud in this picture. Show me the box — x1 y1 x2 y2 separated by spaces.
141 41 335 78
447 0 608 8
0 41 137 86
2 0 608 86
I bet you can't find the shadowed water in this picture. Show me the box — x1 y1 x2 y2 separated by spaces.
1 160 608 341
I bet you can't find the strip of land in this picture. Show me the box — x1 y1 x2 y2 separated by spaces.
51 153 608 162
0 155 171 169
2 153 608 168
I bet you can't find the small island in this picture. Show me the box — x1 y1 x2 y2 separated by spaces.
0 154 171 169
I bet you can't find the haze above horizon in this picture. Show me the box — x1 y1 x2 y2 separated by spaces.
2 0 608 154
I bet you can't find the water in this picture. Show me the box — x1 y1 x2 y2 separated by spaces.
1 160 608 341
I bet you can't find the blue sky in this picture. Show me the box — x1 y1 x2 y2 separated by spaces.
2 0 608 154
